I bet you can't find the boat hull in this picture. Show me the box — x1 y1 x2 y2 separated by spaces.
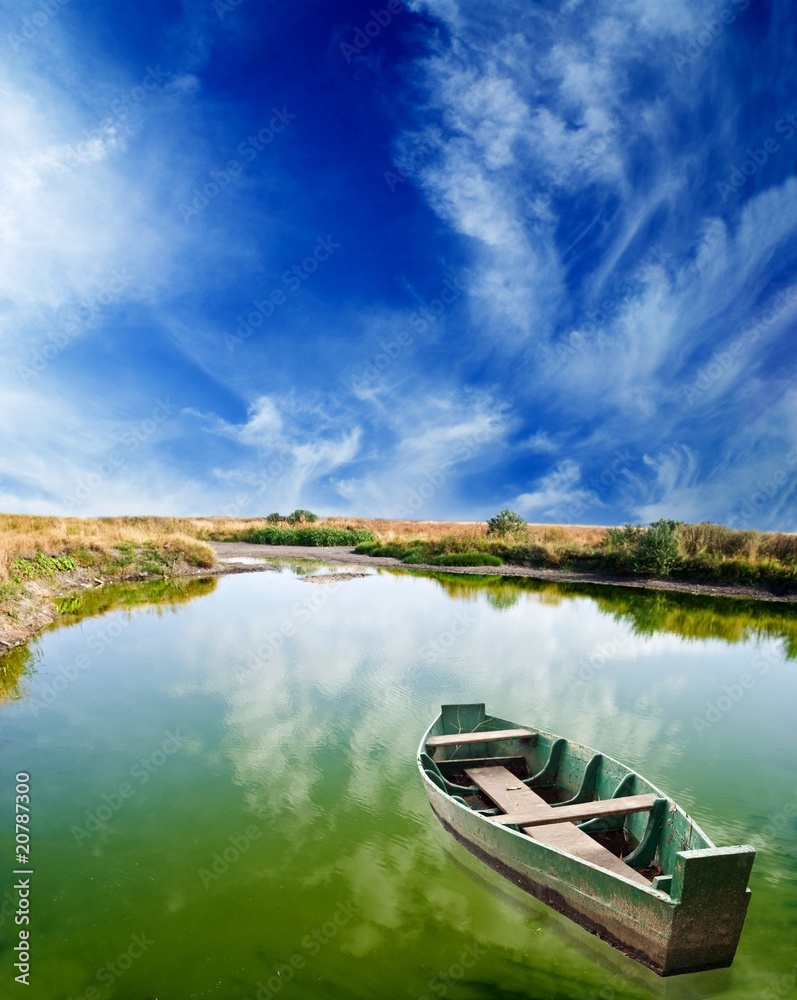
419 708 754 977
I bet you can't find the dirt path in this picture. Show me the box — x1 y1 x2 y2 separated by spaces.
211 542 797 603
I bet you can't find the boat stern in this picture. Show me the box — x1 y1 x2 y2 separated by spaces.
659 844 756 975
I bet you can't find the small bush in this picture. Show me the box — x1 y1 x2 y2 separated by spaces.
604 524 642 547
630 520 682 577
486 509 527 537
266 512 283 524
286 509 319 524
601 524 646 573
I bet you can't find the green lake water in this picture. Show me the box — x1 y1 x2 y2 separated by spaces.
1 565 796 1000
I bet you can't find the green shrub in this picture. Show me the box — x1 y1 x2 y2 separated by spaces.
286 509 319 524
262 510 319 525
601 524 650 573
604 524 641 547
486 509 527 537
630 520 682 577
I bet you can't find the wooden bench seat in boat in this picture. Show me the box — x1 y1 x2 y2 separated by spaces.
465 765 650 886
491 793 658 828
427 728 535 748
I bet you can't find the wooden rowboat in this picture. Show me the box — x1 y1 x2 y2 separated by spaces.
418 703 755 976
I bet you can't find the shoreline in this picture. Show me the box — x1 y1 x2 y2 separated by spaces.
1 541 794 654
212 542 797 602
0 557 258 653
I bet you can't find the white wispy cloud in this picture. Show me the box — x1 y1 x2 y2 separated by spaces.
514 459 596 520
0 386 203 515
398 0 797 526
519 430 558 454
0 59 200 344
223 396 284 448
191 395 363 511
330 388 511 518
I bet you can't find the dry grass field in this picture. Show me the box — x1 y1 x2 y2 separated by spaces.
321 517 608 547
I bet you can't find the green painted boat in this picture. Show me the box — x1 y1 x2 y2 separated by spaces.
419 703 755 977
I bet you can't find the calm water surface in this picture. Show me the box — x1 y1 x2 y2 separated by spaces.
1 566 796 1000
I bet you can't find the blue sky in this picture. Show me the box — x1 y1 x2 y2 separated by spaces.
1 0 796 528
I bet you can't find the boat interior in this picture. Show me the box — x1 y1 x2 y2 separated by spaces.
422 704 712 889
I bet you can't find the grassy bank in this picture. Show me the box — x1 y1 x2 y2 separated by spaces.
351 519 797 592
0 516 218 647
0 514 215 597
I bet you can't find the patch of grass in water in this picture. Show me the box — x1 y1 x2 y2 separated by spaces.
0 643 35 703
